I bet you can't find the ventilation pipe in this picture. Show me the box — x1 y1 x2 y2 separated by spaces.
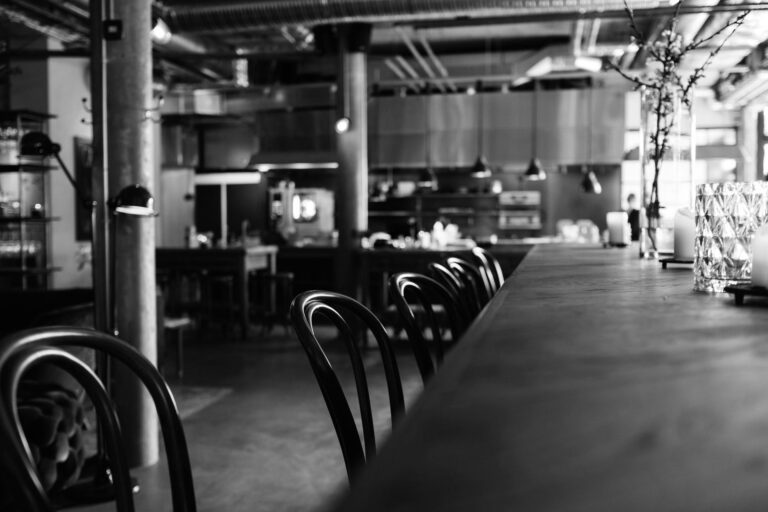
168 0 670 33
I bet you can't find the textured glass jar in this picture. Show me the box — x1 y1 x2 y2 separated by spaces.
694 182 768 292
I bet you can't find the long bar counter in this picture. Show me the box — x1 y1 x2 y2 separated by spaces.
332 243 768 511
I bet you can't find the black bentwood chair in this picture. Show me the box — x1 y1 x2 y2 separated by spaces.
0 327 196 512
388 273 467 381
289 291 405 483
444 257 493 314
427 261 476 320
471 247 505 295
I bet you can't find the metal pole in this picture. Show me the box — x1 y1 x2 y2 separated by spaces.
89 0 109 335
335 28 368 299
107 0 159 467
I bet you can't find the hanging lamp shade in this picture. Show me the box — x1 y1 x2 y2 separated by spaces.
111 184 158 217
524 157 546 181
470 155 492 179
417 168 436 189
581 169 602 194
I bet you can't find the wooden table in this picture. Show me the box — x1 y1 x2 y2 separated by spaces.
156 246 277 339
332 244 768 511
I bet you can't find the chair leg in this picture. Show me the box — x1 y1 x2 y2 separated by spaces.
175 327 184 379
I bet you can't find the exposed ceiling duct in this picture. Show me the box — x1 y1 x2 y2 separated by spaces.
167 0 670 33
0 0 233 82
0 1 87 44
717 70 768 106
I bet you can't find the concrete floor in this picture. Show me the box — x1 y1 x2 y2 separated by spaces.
72 324 423 512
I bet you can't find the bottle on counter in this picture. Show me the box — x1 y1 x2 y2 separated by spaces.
185 225 199 248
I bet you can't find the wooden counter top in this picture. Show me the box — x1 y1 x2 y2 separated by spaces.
332 244 768 511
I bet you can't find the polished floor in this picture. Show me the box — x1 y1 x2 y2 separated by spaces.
72 323 423 512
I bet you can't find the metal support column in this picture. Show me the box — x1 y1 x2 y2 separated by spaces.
335 24 370 299
107 0 159 467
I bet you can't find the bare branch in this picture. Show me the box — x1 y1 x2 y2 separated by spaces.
685 10 750 53
623 1 645 43
612 0 750 238
605 59 654 89
681 10 750 100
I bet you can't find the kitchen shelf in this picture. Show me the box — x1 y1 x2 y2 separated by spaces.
0 110 55 122
0 266 61 275
0 163 57 173
0 110 57 289
369 211 416 217
369 190 541 238
0 216 60 223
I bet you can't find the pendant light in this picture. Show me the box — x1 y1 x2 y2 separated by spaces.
581 87 602 194
581 166 603 194
418 94 436 190
471 82 492 179
525 81 547 181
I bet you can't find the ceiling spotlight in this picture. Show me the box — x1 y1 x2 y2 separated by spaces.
151 17 172 45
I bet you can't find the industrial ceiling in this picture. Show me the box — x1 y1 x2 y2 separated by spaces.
2 0 768 105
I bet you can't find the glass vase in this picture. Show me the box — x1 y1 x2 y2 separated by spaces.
694 182 768 292
638 86 695 259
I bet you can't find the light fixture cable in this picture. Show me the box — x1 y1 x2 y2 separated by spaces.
525 81 547 181
582 87 602 194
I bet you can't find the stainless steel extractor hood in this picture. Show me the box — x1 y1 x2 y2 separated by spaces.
369 89 626 169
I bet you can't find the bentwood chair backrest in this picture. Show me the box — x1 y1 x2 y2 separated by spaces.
471 247 505 294
0 327 196 512
289 290 405 483
444 257 492 313
427 262 476 320
388 273 467 382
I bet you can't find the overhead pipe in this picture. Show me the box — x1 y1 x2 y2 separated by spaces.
152 29 234 81
1 0 230 82
572 19 586 55
587 18 601 54
394 55 424 87
627 16 670 69
396 27 445 92
0 4 85 44
7 0 89 38
168 0 678 33
418 34 458 92
384 58 421 92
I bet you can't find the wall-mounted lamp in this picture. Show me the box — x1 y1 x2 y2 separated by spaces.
334 116 350 134
110 184 158 217
20 132 92 209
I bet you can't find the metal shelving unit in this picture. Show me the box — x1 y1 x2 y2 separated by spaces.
0 110 58 289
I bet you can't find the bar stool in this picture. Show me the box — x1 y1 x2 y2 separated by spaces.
158 269 205 329
250 270 294 335
162 316 192 379
156 286 192 379
200 271 236 335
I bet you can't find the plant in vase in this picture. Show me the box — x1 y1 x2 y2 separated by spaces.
610 1 749 255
